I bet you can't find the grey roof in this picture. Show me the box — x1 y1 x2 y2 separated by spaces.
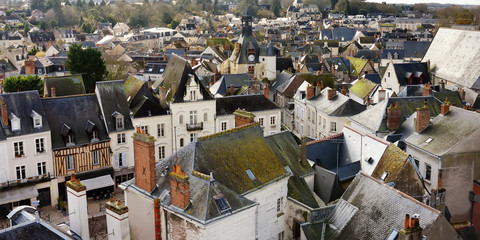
216 94 279 116
307 87 366 116
41 95 109 149
403 41 431 59
404 106 480 157
213 74 253 95
320 28 356 42
0 222 71 240
364 73 381 84
95 80 135 133
392 62 431 86
0 91 50 138
44 74 86 97
271 71 294 94
381 49 405 60
422 28 480 90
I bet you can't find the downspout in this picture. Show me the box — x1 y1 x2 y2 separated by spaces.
154 198 161 240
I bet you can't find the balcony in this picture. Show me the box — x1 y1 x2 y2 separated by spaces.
0 174 51 189
186 122 203 131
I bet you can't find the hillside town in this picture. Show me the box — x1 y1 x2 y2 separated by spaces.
0 0 479 239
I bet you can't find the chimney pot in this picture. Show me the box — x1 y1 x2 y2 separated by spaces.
416 100 430 133
387 102 401 131
327 88 336 100
263 85 269 99
306 84 315 99
404 214 410 230
51 85 56 97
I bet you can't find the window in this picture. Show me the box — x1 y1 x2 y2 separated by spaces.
37 162 46 176
117 133 126 144
323 118 326 130
33 117 42 128
159 146 165 160
190 91 196 101
277 197 283 213
425 163 431 181
204 112 208 122
293 220 301 238
246 169 256 180
179 138 184 147
330 122 337 132
189 111 197 124
179 115 183 124
157 124 165 137
16 165 26 180
66 155 75 170
190 133 198 142
92 130 98 140
35 138 45 153
66 134 74 145
414 159 419 168
248 66 255 74
221 121 227 131
14 141 24 157
258 117 264 126
116 116 124 130
387 72 390 78
140 125 149 134
278 231 284 240
92 151 100 165
270 116 276 125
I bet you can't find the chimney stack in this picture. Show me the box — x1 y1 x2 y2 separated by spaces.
378 87 386 102
133 129 157 192
190 57 197 66
439 80 445 91
51 85 56 97
458 88 466 101
163 54 167 61
1 99 8 127
25 60 35 75
66 175 90 240
306 84 314 99
300 137 307 166
441 97 450 115
214 70 221 83
233 109 255 128
105 198 130 240
263 85 269 99
387 102 401 131
315 82 321 96
158 87 167 109
422 83 432 96
169 165 190 210
332 64 336 76
327 88 336 100
416 100 430 133
341 86 348 96
399 214 423 240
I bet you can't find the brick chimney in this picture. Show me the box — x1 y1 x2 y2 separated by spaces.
387 102 401 131
341 86 348 96
458 88 466 101
133 129 157 192
190 57 197 66
233 109 255 128
473 180 480 232
66 174 90 240
1 99 7 127
105 198 130 240
439 80 445 91
332 64 336 76
163 54 167 61
422 83 432 96
169 165 190 210
315 82 321 96
378 87 386 102
398 214 423 240
263 85 269 99
327 88 336 100
224 42 230 51
25 60 35 75
416 100 430 133
158 86 167 109
214 70 221 83
441 97 450 115
306 84 314 99
51 85 56 97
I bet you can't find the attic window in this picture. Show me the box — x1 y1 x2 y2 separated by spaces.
214 194 231 213
366 157 374 164
425 138 433 144
380 171 388 181
9 113 20 132
112 111 124 130
246 169 256 180
30 110 42 128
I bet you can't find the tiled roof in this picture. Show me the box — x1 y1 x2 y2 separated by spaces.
44 74 85 97
95 80 134 133
216 94 279 116
349 78 377 99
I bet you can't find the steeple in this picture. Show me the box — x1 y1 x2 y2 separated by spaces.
242 8 253 37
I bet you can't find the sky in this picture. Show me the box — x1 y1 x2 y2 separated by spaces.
365 0 480 5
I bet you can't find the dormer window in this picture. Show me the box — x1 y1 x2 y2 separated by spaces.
112 111 124 130
30 110 42 128
9 113 20 132
66 134 75 146
85 120 98 142
61 123 75 146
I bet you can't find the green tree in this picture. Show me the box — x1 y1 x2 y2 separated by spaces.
88 0 95 7
65 0 71 6
213 0 218 14
23 22 31 35
66 44 107 93
38 20 48 31
28 47 39 55
100 0 106 6
30 0 46 11
4 75 43 94
271 0 281 17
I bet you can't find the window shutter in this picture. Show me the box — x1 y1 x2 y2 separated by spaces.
114 153 119 168
122 152 127 167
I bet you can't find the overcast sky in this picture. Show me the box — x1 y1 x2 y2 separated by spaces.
365 0 480 5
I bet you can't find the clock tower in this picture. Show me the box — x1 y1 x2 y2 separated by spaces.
242 8 253 37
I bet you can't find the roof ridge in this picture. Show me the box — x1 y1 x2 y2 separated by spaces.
306 132 343 146
198 122 260 141
42 93 95 99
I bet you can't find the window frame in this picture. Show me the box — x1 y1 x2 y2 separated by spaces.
270 116 276 125
425 163 432 182
158 146 166 160
13 141 24 157
37 162 46 176
66 155 75 171
16 165 26 180
117 133 126 144
92 150 100 165
189 110 197 125
221 121 227 131
35 138 45 154
157 123 165 137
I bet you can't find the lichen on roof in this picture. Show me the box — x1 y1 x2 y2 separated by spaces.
349 78 377 99
346 56 368 77
288 176 321 209
371 144 409 183
124 75 144 103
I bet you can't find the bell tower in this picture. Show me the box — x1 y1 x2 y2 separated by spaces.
241 8 253 37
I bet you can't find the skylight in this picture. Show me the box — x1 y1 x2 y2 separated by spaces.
425 138 433 144
246 169 256 180
380 171 388 181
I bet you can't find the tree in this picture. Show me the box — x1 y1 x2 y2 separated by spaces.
213 0 218 14
88 0 95 7
100 0 106 6
66 44 107 93
23 22 31 35
4 75 43 94
65 0 71 6
30 0 46 11
38 20 48 31
271 0 281 17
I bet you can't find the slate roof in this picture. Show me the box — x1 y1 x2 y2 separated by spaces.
210 74 252 96
29 32 55 43
323 172 455 240
288 176 320 208
371 144 412 183
216 94 279 116
404 106 480 157
307 87 366 117
349 78 377 99
144 62 167 75
0 59 17 73
392 62 431 86
44 74 86 97
320 28 356 42
276 57 294 72
403 41 431 59
0 222 71 240
95 80 134 133
353 49 378 61
422 28 480 89
0 91 50 138
381 49 405 60
42 95 109 149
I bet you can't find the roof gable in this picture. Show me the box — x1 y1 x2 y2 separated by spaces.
95 80 134 132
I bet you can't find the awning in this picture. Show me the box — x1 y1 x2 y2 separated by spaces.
0 185 38 205
81 175 114 191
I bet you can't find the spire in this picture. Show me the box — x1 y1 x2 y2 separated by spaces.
267 41 275 56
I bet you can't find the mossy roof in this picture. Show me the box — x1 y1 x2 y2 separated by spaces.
195 125 287 194
124 75 144 104
346 56 368 77
349 78 377 99
299 74 335 89
371 144 409 183
45 74 85 97
288 176 320 209
206 38 233 50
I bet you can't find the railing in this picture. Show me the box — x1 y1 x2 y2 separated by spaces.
186 122 203 131
0 174 50 189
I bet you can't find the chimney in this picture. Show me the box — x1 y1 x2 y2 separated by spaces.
234 42 240 59
169 165 190 210
332 64 336 76
148 76 152 88
66 175 90 240
426 59 431 72
209 58 213 63
190 57 197 66
263 85 269 99
421 83 432 96
473 180 480 232
320 80 324 90
214 70 221 83
387 102 401 131
378 87 386 102
327 88 336 100
51 85 56 97
458 88 466 101
25 60 35 75
158 87 167 109
229 84 235 96
133 129 157 192
306 84 315 99
399 214 423 240
341 86 348 96
163 54 167 61
416 100 430 133
321 64 324 74
105 198 130 240
1 99 7 127
233 109 255 128
439 80 445 91
224 42 230 51
315 82 321 96
441 97 450 115
154 198 161 240
300 137 307 166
